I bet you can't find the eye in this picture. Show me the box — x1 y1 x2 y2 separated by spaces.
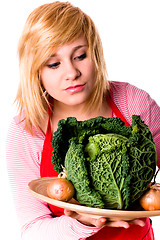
47 62 60 69
74 53 86 61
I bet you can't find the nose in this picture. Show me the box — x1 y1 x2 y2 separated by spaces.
64 61 80 80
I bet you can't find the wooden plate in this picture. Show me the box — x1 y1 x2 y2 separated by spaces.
28 177 160 221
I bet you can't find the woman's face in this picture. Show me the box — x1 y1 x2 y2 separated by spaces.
41 35 95 108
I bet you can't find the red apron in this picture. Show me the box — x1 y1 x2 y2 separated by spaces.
40 96 154 240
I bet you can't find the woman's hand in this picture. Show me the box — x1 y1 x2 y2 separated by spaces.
64 209 145 229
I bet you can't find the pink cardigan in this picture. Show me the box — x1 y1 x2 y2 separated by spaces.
6 81 160 239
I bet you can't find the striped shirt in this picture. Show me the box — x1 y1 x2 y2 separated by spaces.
6 81 160 239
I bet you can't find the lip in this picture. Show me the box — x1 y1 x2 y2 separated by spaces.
65 84 86 93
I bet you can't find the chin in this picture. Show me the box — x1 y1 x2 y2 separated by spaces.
68 97 89 106
63 94 87 105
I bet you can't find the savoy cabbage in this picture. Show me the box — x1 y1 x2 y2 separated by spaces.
51 115 157 209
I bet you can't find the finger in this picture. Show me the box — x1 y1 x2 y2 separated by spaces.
105 220 130 229
77 216 107 228
94 217 107 228
64 209 78 218
68 198 82 205
129 219 145 227
64 209 107 228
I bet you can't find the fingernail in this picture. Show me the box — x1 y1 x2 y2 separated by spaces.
100 218 107 223
124 223 130 229
139 221 145 227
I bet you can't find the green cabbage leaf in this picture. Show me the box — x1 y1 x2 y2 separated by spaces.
51 115 157 209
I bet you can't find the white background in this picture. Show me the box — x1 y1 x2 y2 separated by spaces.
0 0 160 239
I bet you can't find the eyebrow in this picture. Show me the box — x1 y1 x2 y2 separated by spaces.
73 44 88 51
50 44 88 58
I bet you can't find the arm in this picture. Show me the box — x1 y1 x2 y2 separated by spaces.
6 117 100 240
126 83 160 168
111 81 160 168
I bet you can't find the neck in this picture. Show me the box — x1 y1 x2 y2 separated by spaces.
53 100 86 120
50 99 111 134
53 101 95 121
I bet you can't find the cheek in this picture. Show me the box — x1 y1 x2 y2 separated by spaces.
40 69 48 87
86 61 95 83
41 69 56 89
40 69 62 99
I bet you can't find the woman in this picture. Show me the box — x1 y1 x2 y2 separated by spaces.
6 1 160 239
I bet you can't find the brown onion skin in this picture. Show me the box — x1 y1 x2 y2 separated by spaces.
47 178 75 202
139 183 160 211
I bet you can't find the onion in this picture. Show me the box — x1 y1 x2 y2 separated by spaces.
139 183 160 211
47 178 75 201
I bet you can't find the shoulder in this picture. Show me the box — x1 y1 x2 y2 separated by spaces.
8 111 45 139
109 81 160 167
6 112 45 162
109 80 157 116
108 80 160 130
109 80 147 99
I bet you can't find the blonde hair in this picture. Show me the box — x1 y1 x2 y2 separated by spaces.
16 1 109 132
